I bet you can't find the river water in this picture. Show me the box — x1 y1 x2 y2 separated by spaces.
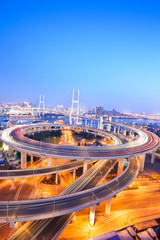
1 115 160 127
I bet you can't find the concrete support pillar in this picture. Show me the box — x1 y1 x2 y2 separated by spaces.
49 126 51 132
10 221 15 228
13 221 22 231
129 130 132 138
30 155 33 164
73 168 76 179
139 154 146 172
47 157 53 167
21 152 27 169
55 173 58 184
107 124 111 132
114 126 116 133
38 127 40 133
83 161 88 174
124 128 126 136
99 116 103 130
151 151 155 164
17 222 22 229
28 129 31 136
47 157 53 179
105 198 112 215
8 146 13 157
131 131 134 140
89 205 96 227
117 126 120 134
117 159 124 176
34 176 37 187
13 222 17 230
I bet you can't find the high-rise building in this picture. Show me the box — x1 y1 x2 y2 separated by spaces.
96 106 104 116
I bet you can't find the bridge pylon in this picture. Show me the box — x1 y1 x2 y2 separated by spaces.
38 94 45 116
69 89 80 124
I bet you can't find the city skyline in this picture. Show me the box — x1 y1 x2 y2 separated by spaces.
1 0 160 113
1 2 160 239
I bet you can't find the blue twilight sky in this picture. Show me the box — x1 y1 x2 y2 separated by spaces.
0 0 160 113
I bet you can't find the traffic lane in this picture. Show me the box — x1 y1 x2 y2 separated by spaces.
8 219 52 240
15 125 157 151
7 158 136 240
8 160 106 240
0 160 84 178
34 162 118 239
36 214 74 240
0 161 113 218
0 158 139 219
4 122 159 152
82 159 117 191
5 128 160 159
34 160 125 240
6 124 148 151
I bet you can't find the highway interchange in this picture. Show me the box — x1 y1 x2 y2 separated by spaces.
0 118 160 239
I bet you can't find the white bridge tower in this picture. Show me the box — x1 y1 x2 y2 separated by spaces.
69 89 80 125
38 94 45 116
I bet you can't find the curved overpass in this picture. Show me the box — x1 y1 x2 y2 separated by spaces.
0 160 85 179
0 124 122 179
1 123 159 160
0 121 159 224
0 157 139 222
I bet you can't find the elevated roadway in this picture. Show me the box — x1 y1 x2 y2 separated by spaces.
0 120 159 234
0 160 85 179
0 156 139 223
0 123 121 179
8 159 118 240
0 123 159 160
